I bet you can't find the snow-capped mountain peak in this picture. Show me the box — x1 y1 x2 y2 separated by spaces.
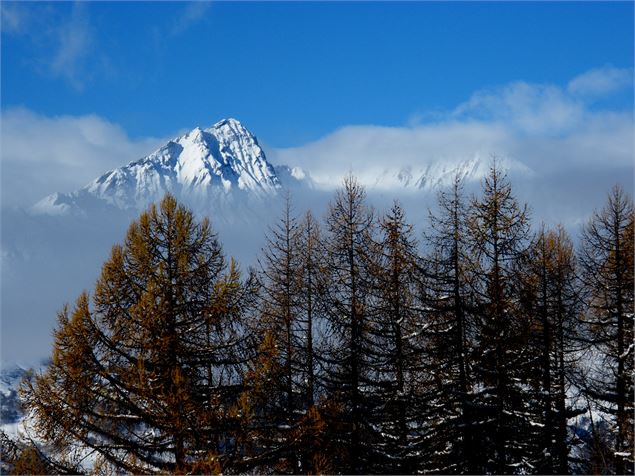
32 119 304 217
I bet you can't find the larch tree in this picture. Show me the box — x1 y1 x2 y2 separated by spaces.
422 174 479 474
246 200 329 474
365 201 425 473
292 210 333 475
21 195 256 474
319 175 376 473
15 174 635 476
578 185 634 475
519 225 585 474
294 210 324 411
251 194 313 473
257 195 302 416
466 163 536 473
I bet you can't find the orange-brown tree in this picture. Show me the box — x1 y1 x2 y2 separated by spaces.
22 195 256 474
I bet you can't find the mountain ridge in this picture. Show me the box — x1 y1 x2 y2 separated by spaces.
31 117 495 218
32 118 310 217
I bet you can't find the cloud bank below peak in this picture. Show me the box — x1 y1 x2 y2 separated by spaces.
269 66 633 191
0 108 165 208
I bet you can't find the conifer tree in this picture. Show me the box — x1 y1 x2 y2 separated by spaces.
0 430 66 475
257 195 302 417
17 175 635 475
579 185 634 475
519 225 585 474
253 195 316 472
231 330 289 473
319 175 376 473
422 175 479 473
250 200 328 474
295 210 325 410
22 195 255 474
365 201 424 473
295 210 339 475
466 163 536 473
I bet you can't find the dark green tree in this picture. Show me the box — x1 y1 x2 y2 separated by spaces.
295 210 324 411
319 175 376 473
467 163 537 473
579 185 634 475
251 195 320 473
257 195 302 416
366 201 425 473
519 225 585 474
421 174 479 474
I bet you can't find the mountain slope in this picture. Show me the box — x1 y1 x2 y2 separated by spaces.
369 156 486 191
32 118 308 217
31 117 504 220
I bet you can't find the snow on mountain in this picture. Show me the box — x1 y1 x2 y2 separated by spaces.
30 117 515 220
369 156 485 191
1 365 28 426
31 118 310 217
273 164 312 190
340 155 532 193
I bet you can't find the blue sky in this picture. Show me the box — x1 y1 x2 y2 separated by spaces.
2 1 633 146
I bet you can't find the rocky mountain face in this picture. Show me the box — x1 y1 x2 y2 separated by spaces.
0 366 26 425
31 118 310 218
31 118 491 219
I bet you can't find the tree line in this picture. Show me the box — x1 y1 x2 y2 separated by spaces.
3 164 633 475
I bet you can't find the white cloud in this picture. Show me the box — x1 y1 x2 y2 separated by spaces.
270 67 633 192
0 108 165 207
171 2 210 36
271 121 515 189
50 3 93 91
1 2 106 90
0 2 30 35
452 82 586 135
567 66 633 98
267 68 633 229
